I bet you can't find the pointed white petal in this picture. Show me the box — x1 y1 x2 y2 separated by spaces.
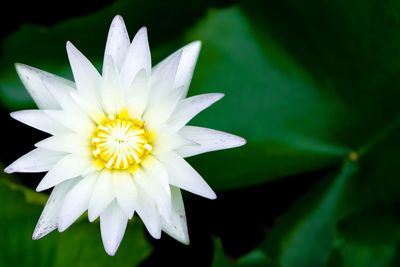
176 126 246 157
15 63 74 109
158 152 216 199
103 15 130 73
152 41 201 98
44 110 95 138
42 76 81 115
10 110 67 135
151 129 195 156
88 169 115 222
100 200 128 256
120 27 151 89
58 172 98 232
140 156 170 194
35 133 90 156
161 186 189 244
148 50 182 107
134 165 171 223
173 41 201 97
134 182 161 239
66 41 102 109
69 92 106 125
113 171 137 219
36 154 91 192
168 93 224 131
100 56 124 115
126 70 149 119
32 178 79 240
5 148 65 174
143 86 184 130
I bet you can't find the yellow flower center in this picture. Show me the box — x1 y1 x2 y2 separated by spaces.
91 109 152 171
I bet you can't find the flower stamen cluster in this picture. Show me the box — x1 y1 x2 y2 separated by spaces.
91 108 152 171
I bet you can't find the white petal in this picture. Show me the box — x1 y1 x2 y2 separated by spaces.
66 41 102 109
176 126 246 158
100 200 128 256
168 93 224 131
5 148 65 174
15 63 73 109
35 133 90 156
151 129 195 156
42 76 81 115
148 50 182 107
44 110 96 138
11 110 67 135
88 169 115 222
113 171 137 219
100 56 124 115
143 87 184 130
36 154 91 192
126 70 149 119
120 27 151 89
70 92 106 125
134 164 171 223
161 186 189 244
103 15 130 73
58 172 98 232
134 181 161 239
32 178 78 240
140 156 170 194
152 41 201 98
158 152 216 199
173 41 201 97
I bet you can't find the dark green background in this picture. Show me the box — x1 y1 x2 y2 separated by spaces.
0 0 399 266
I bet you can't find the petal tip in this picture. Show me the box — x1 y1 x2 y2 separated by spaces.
88 210 97 222
9 111 19 120
191 40 202 49
32 229 44 240
105 248 117 256
138 26 148 33
14 62 25 71
36 182 48 192
209 192 217 200
214 93 225 101
238 137 247 146
109 15 127 33
4 166 14 174
57 218 68 232
66 41 77 54
134 26 148 41
112 14 124 22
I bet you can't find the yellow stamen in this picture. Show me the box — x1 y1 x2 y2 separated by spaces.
144 144 152 151
91 109 152 170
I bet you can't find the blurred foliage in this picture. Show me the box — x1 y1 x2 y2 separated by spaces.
1 0 400 266
325 213 400 267
0 179 152 266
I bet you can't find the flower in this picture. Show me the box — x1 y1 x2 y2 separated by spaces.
5 15 246 256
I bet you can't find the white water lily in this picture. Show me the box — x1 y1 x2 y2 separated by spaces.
5 15 245 256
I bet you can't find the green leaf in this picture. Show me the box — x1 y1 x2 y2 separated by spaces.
180 7 350 189
259 116 400 266
0 179 152 267
260 162 357 267
326 213 400 267
240 0 400 148
212 238 274 267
